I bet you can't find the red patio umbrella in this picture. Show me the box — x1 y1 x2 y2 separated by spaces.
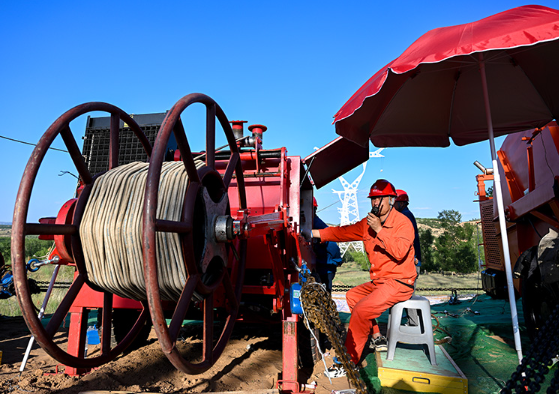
333 5 559 363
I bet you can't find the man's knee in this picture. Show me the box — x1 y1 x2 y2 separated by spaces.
346 288 360 309
352 302 384 321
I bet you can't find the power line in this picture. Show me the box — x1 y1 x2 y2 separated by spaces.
0 135 68 153
317 200 340 213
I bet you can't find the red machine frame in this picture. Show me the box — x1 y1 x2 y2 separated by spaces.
13 94 318 393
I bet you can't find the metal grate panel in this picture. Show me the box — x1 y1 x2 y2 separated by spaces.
82 113 176 176
479 199 502 269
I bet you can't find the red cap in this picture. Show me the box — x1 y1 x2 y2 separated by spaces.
396 189 409 202
313 197 318 207
368 179 397 198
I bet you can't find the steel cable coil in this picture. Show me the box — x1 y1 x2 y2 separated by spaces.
80 160 204 301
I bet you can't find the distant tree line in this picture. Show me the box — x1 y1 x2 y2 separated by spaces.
342 209 481 274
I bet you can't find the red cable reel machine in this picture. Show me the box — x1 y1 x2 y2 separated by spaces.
12 94 318 390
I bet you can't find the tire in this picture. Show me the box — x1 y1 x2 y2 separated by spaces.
522 269 559 342
113 309 153 352
298 320 320 368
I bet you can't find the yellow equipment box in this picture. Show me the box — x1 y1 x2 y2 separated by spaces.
376 344 467 394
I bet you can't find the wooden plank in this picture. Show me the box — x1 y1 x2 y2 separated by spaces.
376 346 468 394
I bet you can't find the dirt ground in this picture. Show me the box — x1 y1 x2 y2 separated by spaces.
0 316 358 394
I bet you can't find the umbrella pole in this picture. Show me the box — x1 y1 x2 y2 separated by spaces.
479 54 523 364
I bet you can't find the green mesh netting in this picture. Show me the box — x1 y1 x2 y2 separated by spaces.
340 294 557 393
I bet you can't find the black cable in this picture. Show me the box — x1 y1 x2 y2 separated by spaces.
540 133 555 178
58 171 78 179
527 216 543 239
0 135 68 153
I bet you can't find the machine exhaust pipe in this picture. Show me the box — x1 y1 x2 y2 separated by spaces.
230 120 247 141
474 160 493 175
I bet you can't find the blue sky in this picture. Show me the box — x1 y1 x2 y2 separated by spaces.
0 1 555 225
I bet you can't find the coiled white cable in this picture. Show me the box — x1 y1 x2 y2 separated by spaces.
80 160 204 301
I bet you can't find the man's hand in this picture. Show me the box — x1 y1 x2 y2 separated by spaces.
311 229 321 240
367 212 382 233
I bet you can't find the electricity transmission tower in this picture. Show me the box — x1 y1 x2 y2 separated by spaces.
332 148 384 257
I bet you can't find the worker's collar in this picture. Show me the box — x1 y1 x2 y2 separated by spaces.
380 206 396 227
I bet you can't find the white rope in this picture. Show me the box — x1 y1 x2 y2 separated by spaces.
80 161 204 301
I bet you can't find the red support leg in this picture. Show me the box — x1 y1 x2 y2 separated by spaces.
280 311 300 393
64 307 89 376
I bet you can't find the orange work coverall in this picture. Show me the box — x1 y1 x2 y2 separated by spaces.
318 209 417 364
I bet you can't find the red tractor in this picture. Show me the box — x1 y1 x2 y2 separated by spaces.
476 121 559 339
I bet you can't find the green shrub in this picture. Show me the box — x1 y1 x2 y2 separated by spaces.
0 237 9 263
433 210 477 274
419 228 439 272
0 236 54 264
343 250 369 272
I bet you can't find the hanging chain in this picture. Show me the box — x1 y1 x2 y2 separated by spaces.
501 304 559 393
332 284 480 292
298 269 369 394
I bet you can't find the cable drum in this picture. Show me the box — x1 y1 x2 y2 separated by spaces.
80 160 205 301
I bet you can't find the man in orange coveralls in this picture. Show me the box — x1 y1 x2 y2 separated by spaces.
312 179 417 378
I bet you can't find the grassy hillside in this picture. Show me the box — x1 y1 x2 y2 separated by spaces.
416 218 444 229
0 224 11 237
416 218 480 232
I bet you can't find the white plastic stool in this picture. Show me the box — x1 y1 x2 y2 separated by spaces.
386 295 437 365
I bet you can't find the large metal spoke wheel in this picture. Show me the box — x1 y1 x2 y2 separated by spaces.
12 102 153 368
143 93 247 374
